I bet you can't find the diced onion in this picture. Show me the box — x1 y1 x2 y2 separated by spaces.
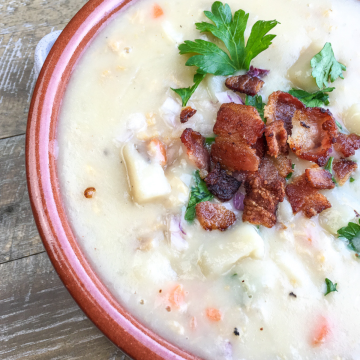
215 91 244 105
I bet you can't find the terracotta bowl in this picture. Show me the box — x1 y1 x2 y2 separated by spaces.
26 1 201 359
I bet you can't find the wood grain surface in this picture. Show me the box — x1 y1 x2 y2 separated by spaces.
0 0 132 358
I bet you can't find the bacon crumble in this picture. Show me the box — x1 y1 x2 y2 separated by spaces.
333 159 358 186
205 164 242 202
181 128 210 171
265 120 288 157
180 107 197 123
196 202 236 231
225 74 264 96
334 133 360 157
305 167 335 189
270 154 293 178
242 157 285 228
211 103 265 172
264 91 305 135
285 174 331 218
288 107 337 166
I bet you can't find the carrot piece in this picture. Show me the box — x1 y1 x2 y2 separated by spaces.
312 318 330 346
168 285 184 309
148 139 167 166
153 4 164 18
206 308 222 322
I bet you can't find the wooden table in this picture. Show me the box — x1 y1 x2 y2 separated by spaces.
0 1 131 358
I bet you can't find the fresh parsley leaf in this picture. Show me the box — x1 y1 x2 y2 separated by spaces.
337 219 360 255
285 172 293 180
205 136 216 145
350 177 355 183
292 164 295 169
324 278 338 296
245 95 266 122
185 171 214 221
193 2 279 72
335 120 343 131
288 87 335 107
311 42 346 89
171 72 206 107
324 156 334 173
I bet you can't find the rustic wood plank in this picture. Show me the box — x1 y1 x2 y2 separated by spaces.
0 135 44 263
0 252 132 359
0 0 87 139
0 0 88 35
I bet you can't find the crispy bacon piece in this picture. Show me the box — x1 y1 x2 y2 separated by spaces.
225 74 264 96
288 107 337 166
180 107 197 123
271 154 293 178
334 133 360 157
211 139 260 172
305 167 335 189
211 104 265 172
196 202 236 231
205 164 242 202
333 159 358 186
264 91 305 135
265 120 288 157
242 158 285 228
286 174 331 218
253 134 266 159
214 103 265 145
181 128 210 171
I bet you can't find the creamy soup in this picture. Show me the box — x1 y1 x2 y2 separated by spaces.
57 0 360 359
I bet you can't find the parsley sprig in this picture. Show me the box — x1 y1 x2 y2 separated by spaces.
288 88 334 108
337 219 360 256
324 278 338 296
185 171 214 221
311 43 346 89
245 95 266 122
172 2 279 106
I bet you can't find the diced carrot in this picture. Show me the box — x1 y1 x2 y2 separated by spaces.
148 139 167 166
190 316 197 330
206 308 222 322
312 317 330 346
168 285 185 309
153 4 164 18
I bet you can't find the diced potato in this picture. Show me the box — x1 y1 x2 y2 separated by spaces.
287 42 322 92
132 251 177 284
122 143 171 203
343 104 360 136
199 223 265 276
319 202 356 235
205 74 228 102
277 199 294 223
167 175 190 207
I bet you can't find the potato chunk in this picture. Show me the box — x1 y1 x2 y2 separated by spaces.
123 143 171 203
199 223 264 276
344 104 360 136
287 42 322 92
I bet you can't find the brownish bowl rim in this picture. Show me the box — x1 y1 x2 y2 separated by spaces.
25 0 202 359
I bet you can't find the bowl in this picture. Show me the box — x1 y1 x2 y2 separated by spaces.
26 0 201 358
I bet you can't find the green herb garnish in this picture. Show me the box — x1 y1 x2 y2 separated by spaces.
350 177 355 183
285 172 293 180
324 278 338 296
324 156 337 184
172 1 279 105
335 120 343 131
171 72 206 107
185 171 214 221
311 42 346 89
288 88 334 107
245 95 266 122
337 219 360 256
205 136 216 145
